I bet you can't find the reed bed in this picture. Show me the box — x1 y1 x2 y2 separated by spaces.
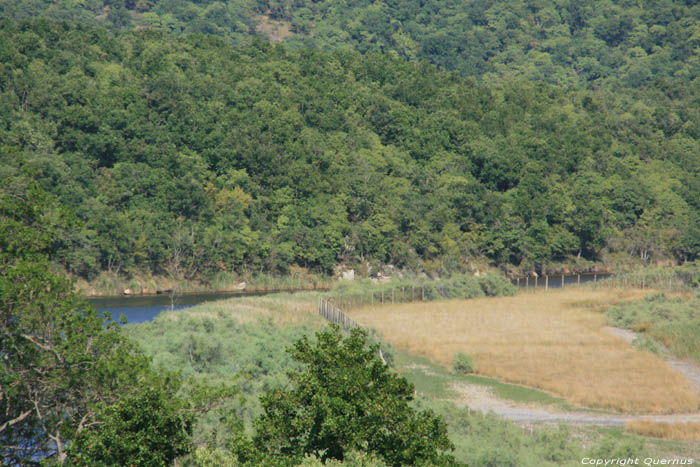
349 288 699 413
156 292 322 326
626 421 700 441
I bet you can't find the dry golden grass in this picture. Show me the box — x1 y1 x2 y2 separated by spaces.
626 421 700 440
349 288 699 414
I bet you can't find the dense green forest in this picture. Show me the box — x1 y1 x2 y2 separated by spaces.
2 19 700 281
3 0 700 89
3 2 700 465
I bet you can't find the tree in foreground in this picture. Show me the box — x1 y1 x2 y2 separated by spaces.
245 325 458 466
0 184 193 465
66 388 192 466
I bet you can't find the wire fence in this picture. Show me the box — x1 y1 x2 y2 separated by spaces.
511 273 613 289
320 269 695 320
326 286 426 312
513 271 694 293
318 298 361 329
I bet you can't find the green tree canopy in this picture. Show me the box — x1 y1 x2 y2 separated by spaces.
247 326 458 466
0 184 192 464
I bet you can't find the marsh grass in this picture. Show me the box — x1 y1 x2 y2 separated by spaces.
156 291 325 326
393 349 570 409
327 272 516 311
124 290 677 465
349 288 699 413
626 421 700 441
606 293 700 364
75 270 332 297
596 263 700 293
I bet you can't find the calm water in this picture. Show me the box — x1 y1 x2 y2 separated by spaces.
512 273 613 288
89 291 270 325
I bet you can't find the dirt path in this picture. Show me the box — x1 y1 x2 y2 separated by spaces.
450 327 700 426
602 326 700 390
451 383 700 426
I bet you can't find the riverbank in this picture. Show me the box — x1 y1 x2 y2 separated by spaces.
74 270 334 298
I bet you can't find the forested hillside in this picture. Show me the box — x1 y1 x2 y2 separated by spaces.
2 20 699 280
3 0 700 88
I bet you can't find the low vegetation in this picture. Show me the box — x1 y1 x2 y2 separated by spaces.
122 293 325 443
597 263 700 293
348 288 699 413
123 293 662 466
452 353 475 374
605 293 700 364
328 272 516 310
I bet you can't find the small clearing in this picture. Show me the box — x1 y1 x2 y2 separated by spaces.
256 14 295 42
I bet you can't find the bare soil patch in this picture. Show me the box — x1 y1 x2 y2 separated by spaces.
256 14 295 42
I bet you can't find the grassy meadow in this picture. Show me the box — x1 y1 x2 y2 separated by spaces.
122 288 692 465
348 288 699 413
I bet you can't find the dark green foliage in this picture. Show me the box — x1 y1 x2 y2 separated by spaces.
66 388 193 467
248 326 458 466
0 184 195 464
3 17 700 280
5 0 700 91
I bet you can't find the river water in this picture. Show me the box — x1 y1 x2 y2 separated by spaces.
91 273 613 325
88 291 271 325
512 272 612 289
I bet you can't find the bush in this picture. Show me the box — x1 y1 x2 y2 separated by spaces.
631 335 664 356
442 275 485 299
453 352 474 374
477 273 517 297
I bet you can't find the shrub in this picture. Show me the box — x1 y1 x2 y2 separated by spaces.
477 273 517 297
453 352 474 374
631 335 664 356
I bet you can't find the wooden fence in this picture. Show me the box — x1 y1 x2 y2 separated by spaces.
319 298 360 329
318 299 390 364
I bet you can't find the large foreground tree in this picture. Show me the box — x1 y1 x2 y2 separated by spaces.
0 183 192 465
246 326 458 466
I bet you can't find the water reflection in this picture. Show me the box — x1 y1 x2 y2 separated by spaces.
89 291 270 325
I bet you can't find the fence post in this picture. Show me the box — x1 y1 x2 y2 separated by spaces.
392 288 395 304
561 274 564 288
535 276 538 288
577 274 580 286
517 277 520 287
545 275 548 290
422 286 425 301
526 276 529 288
